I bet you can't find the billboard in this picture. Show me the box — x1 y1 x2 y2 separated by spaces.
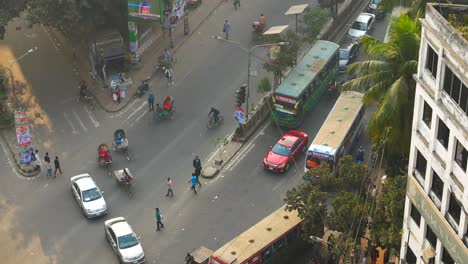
128 0 161 20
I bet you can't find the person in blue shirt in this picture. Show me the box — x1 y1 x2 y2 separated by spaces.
188 174 197 194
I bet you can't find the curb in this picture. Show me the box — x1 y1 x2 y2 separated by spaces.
0 130 41 178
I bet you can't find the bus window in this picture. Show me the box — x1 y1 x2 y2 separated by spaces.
274 237 286 253
287 228 298 243
306 156 321 168
261 245 274 262
247 255 261 264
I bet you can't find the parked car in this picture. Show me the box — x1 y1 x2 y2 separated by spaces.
339 42 360 72
105 217 146 264
348 13 376 39
367 0 385 19
263 130 308 173
70 173 107 218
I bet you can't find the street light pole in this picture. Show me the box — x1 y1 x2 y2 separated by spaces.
0 47 38 91
211 36 287 120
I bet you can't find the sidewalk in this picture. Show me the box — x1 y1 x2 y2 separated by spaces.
48 0 225 113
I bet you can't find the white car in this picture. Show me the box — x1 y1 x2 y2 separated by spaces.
348 13 376 39
70 173 107 218
105 217 145 264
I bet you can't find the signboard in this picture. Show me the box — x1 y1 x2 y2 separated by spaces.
128 0 161 20
406 176 468 263
234 106 245 125
15 125 31 147
274 95 297 104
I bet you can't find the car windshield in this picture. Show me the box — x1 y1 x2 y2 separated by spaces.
271 143 291 156
371 0 381 4
351 21 367 31
118 233 139 249
82 188 102 202
339 49 350 60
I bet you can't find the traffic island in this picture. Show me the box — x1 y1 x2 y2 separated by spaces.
201 139 243 179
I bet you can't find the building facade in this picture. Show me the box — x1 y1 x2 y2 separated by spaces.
399 3 468 264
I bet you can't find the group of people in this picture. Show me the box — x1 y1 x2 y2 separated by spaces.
43 152 62 178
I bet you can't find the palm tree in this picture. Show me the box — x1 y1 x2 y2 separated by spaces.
342 14 421 157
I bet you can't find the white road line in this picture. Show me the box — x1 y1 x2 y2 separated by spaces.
0 139 22 178
227 143 256 171
206 130 237 162
60 96 78 105
135 109 148 122
63 112 79 134
41 25 60 52
112 99 141 118
72 111 88 133
126 102 147 120
85 107 100 127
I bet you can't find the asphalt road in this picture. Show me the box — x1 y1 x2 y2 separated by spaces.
0 2 390 264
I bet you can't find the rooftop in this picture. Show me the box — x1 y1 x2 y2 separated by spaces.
433 3 468 40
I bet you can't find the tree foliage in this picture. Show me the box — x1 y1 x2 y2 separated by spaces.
0 0 128 42
301 7 331 43
373 174 406 249
328 191 370 238
342 14 420 159
284 184 327 240
262 30 301 87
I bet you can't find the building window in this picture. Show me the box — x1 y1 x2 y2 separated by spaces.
444 66 468 115
442 247 455 264
437 119 449 149
454 138 467 172
447 193 461 229
405 246 417 264
415 149 427 180
425 44 438 78
410 203 421 226
422 100 432 127
430 171 443 207
426 225 437 248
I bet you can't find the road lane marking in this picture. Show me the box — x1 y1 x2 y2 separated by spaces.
126 102 147 120
72 110 88 133
135 109 148 122
111 98 141 118
63 112 79 134
41 25 60 52
226 143 255 171
85 107 100 127
60 96 78 104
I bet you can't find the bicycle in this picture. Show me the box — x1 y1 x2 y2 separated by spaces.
207 114 224 128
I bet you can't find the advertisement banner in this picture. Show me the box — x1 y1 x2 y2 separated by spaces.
16 124 31 147
128 0 161 20
14 110 27 125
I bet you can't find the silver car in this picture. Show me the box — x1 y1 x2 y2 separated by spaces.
70 173 107 218
348 13 376 39
105 217 145 264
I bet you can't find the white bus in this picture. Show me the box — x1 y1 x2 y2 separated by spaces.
305 91 365 174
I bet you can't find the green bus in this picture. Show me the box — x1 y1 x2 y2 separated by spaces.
271 40 339 128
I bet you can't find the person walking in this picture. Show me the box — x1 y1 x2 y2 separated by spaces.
148 92 155 111
165 67 174 86
45 161 52 177
54 156 62 177
166 177 174 197
116 89 121 104
44 152 50 164
155 208 164 231
223 20 231 40
188 174 197 195
233 0 240 10
193 156 202 170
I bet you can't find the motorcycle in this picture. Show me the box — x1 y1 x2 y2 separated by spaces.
252 21 265 34
137 77 150 98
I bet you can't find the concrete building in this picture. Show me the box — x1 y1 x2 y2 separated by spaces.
399 3 468 264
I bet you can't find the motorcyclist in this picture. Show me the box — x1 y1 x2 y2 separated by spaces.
208 107 220 124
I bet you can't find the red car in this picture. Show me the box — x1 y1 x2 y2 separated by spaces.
263 130 309 173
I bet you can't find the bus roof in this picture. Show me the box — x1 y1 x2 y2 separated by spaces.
211 206 302 264
308 91 364 154
275 40 339 99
